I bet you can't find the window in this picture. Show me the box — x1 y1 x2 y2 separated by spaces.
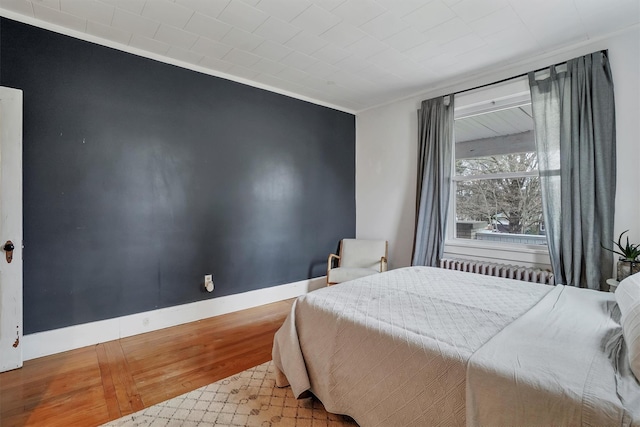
452 93 546 247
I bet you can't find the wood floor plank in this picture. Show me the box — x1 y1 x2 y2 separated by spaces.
102 341 145 414
95 343 122 420
1 347 104 417
126 323 279 380
0 299 292 427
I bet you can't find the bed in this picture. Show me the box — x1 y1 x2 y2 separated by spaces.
271 266 640 426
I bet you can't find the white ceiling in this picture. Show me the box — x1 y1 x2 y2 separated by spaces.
0 0 638 112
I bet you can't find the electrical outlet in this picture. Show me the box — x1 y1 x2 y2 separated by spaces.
204 274 214 292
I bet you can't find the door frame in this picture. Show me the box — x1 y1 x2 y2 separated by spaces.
0 86 23 372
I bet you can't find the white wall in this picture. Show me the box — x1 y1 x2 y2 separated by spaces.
356 26 640 269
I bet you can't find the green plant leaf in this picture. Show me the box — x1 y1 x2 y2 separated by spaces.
602 230 640 261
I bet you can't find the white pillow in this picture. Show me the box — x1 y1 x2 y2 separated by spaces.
615 272 640 381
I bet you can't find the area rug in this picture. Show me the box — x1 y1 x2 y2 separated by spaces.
102 360 357 426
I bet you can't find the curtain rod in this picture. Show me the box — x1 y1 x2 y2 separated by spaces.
453 49 608 96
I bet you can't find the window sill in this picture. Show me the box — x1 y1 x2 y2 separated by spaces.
445 239 549 254
444 239 551 268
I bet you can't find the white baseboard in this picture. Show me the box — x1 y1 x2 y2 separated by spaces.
22 277 326 361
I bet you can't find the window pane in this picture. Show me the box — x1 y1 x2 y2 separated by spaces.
455 176 546 245
456 152 538 177
452 101 546 247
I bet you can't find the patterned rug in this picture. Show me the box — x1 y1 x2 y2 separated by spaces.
102 361 358 426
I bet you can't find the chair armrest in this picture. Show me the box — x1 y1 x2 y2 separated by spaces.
380 256 388 272
327 253 341 286
327 253 340 272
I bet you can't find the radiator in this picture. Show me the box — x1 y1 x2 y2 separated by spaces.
439 258 555 285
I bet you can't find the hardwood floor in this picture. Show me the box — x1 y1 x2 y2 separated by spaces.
0 299 293 427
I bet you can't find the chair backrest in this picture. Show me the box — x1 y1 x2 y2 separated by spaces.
340 239 387 269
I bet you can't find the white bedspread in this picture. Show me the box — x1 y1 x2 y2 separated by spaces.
467 285 640 426
272 266 553 426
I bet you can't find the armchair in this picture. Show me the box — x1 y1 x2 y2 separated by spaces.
326 239 388 286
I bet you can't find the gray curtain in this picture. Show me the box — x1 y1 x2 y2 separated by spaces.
412 95 455 267
528 51 616 289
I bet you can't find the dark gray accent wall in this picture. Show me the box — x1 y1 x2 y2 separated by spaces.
0 18 355 334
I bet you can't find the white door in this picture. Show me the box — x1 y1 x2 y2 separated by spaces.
0 87 23 372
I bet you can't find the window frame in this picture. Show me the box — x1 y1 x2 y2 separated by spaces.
445 86 550 264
